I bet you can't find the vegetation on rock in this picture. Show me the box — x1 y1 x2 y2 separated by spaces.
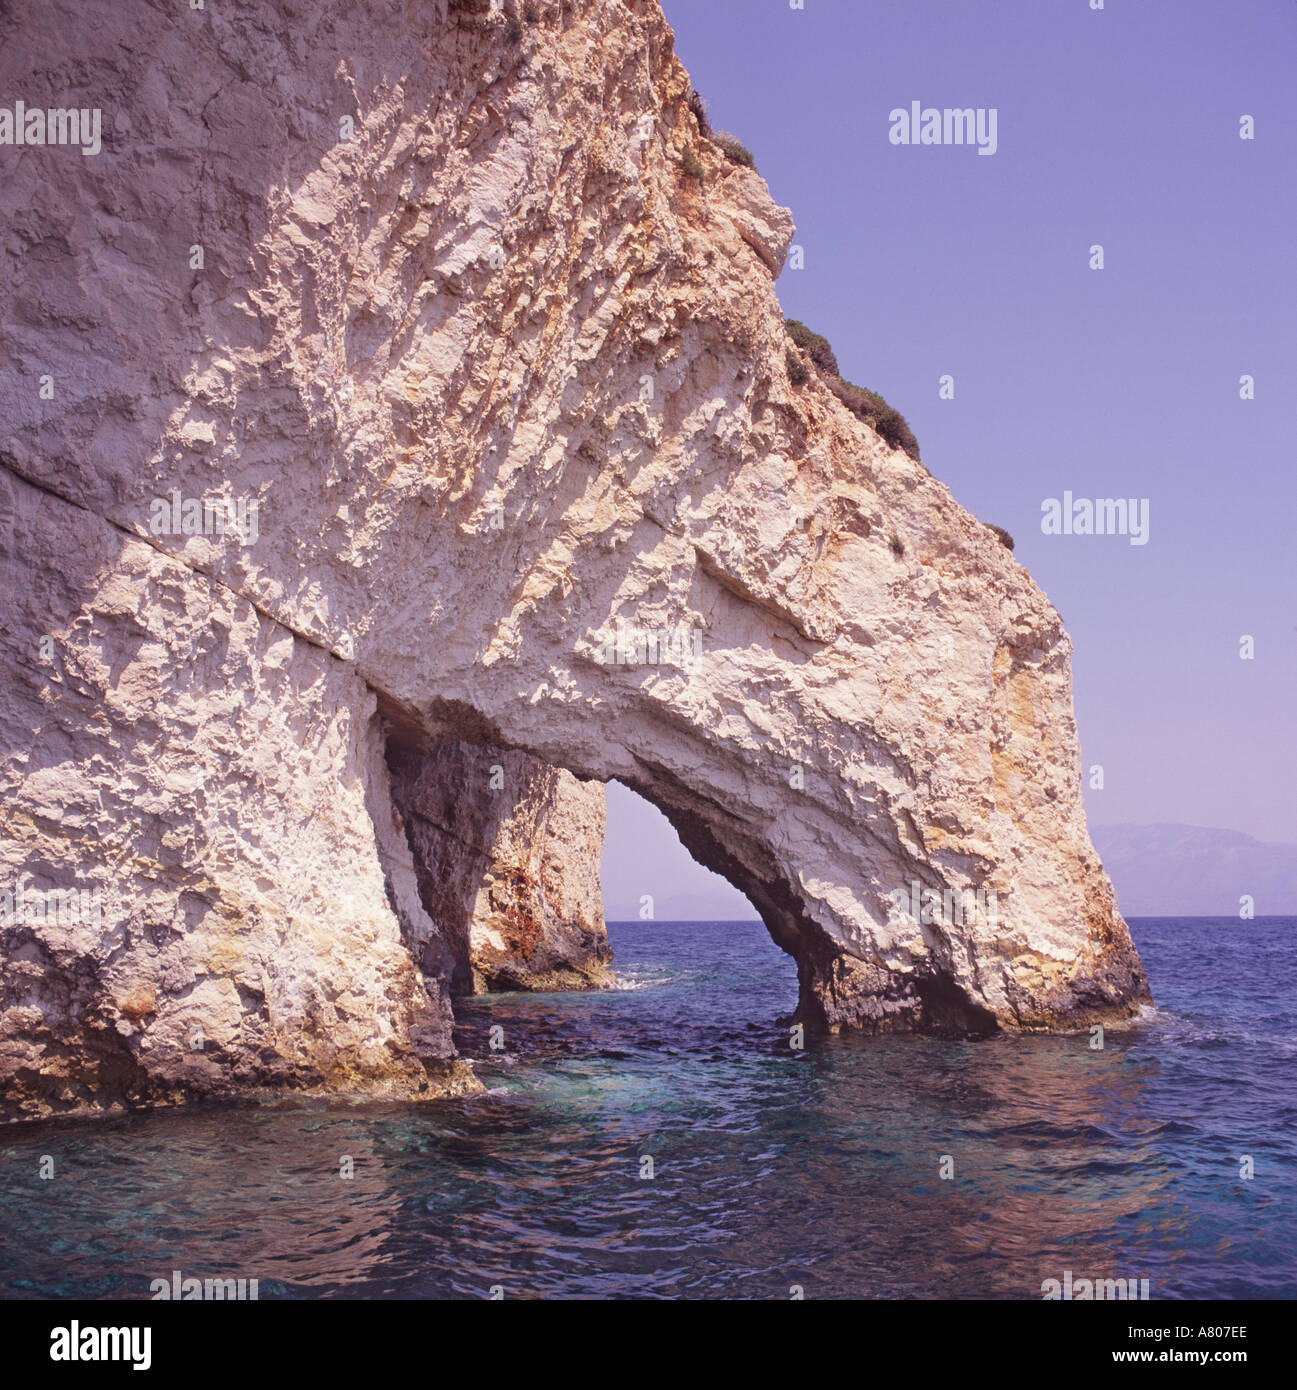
784 319 920 461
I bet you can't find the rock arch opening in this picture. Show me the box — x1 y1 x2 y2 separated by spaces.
600 780 754 928
600 767 1005 1040
376 714 1010 1044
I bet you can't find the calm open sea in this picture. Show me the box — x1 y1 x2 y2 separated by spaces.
1 917 1293 1299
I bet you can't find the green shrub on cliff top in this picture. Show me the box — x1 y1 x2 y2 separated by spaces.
712 131 756 169
987 524 1015 551
783 319 920 462
687 87 711 136
827 377 920 461
684 87 756 170
784 319 840 377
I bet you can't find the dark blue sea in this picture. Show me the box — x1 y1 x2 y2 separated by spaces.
1 917 1293 1300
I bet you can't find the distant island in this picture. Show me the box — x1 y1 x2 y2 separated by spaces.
1089 824 1295 917
603 820 1297 921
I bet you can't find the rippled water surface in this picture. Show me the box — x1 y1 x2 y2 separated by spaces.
1 917 1293 1299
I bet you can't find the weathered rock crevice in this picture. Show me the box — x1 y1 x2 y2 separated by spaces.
386 739 613 995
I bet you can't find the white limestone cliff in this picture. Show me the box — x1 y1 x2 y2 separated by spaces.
0 0 1149 1121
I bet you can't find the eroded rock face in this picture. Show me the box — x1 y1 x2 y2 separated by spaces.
0 468 475 1120
0 0 1149 1119
389 742 613 994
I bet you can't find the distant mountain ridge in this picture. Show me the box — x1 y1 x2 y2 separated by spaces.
606 824 1297 921
1092 823 1297 917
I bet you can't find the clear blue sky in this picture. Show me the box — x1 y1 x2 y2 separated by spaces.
604 0 1297 916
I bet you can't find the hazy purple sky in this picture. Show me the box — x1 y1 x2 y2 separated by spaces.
604 0 1297 916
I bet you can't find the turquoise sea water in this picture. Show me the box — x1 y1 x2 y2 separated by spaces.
0 917 1293 1299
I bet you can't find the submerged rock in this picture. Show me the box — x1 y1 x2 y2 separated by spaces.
0 0 1148 1121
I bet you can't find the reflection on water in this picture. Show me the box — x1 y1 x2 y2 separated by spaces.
0 918 1293 1299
